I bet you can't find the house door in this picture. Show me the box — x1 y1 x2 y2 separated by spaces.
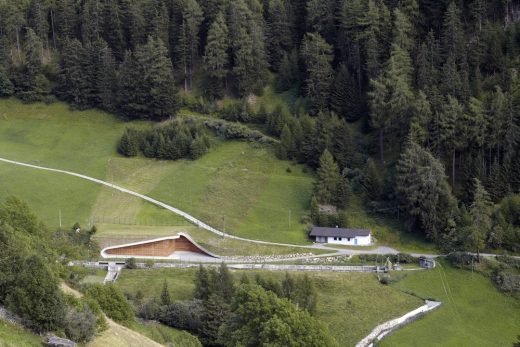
354 238 358 245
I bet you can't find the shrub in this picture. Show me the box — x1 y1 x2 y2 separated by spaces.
125 257 137 269
64 305 97 342
85 284 134 323
159 300 204 333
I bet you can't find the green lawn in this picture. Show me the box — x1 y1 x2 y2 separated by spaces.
382 261 520 346
116 268 423 346
0 321 42 347
0 98 314 245
128 320 201 347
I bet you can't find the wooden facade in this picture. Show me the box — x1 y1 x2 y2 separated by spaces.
102 233 216 258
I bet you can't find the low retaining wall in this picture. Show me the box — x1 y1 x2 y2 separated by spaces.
356 300 441 347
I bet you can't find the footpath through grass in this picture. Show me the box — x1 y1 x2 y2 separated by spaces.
383 261 520 346
116 268 422 346
0 99 314 246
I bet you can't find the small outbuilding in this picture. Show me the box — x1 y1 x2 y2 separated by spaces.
309 227 372 246
419 257 436 269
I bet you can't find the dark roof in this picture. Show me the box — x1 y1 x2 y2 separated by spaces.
309 227 371 238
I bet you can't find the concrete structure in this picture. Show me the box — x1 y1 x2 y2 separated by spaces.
356 300 441 347
419 257 436 269
310 227 372 246
100 233 219 260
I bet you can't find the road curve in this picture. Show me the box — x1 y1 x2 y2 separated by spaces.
0 156 427 256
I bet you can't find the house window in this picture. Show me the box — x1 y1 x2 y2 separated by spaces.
333 237 337 241
347 238 351 241
338 237 342 241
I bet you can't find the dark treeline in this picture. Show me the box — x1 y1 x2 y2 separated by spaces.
1 0 520 251
130 264 334 346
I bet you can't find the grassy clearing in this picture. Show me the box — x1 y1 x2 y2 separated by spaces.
116 268 422 346
0 161 101 227
0 99 315 245
0 322 42 347
128 320 201 347
87 318 163 347
345 196 437 254
382 261 520 346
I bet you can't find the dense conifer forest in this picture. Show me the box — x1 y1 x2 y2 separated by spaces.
1 0 520 254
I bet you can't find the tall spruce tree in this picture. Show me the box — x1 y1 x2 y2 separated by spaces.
396 141 458 240
204 12 229 88
469 178 492 258
119 37 179 120
330 64 361 121
315 150 341 205
300 32 333 113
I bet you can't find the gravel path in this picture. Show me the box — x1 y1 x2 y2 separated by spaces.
0 156 442 258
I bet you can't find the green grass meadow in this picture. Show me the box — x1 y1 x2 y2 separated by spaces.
383 261 520 346
0 98 314 246
0 321 42 347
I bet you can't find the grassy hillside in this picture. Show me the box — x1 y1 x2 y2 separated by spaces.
382 261 520 346
0 98 313 246
115 268 423 346
0 321 42 347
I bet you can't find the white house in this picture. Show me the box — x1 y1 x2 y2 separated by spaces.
309 227 372 246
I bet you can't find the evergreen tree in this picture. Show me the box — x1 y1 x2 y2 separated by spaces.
330 64 361 121
469 178 492 258
364 159 383 201
300 32 333 113
276 49 300 91
175 0 203 91
396 141 458 240
118 128 139 157
315 150 341 205
194 265 213 301
0 68 14 96
266 0 292 69
160 280 171 306
277 124 294 160
204 12 229 93
119 37 179 120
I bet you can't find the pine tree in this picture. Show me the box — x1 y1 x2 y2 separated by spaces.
300 32 333 113
28 0 49 47
160 280 171 306
276 49 300 91
437 96 464 186
194 265 213 301
266 0 291 70
310 196 319 223
277 124 294 160
0 68 14 97
101 0 125 61
364 159 383 201
315 150 341 205
330 64 361 121
396 141 458 240
204 12 229 91
175 0 203 91
57 38 87 106
119 37 179 120
469 178 492 258
306 0 336 43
